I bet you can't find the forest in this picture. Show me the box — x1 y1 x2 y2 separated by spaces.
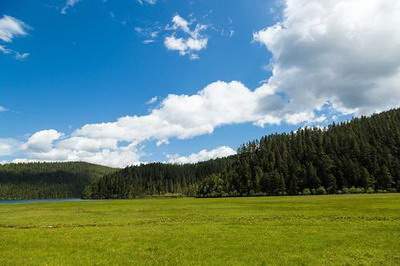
86 108 400 198
0 162 115 199
1 108 400 199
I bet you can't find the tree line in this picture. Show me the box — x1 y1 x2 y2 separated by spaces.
87 108 400 198
2 108 400 199
0 162 115 199
84 159 233 198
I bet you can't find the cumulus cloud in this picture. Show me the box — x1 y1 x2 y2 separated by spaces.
167 146 236 164
73 81 307 146
61 0 81 14
0 139 21 157
8 81 314 167
5 0 399 167
22 130 62 152
19 142 140 168
254 0 400 115
15 130 139 168
164 14 208 59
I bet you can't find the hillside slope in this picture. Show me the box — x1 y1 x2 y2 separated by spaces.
87 108 400 198
0 162 116 199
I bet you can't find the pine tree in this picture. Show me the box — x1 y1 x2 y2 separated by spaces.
378 165 393 189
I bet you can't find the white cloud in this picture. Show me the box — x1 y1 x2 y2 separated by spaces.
0 15 27 42
58 137 118 152
164 14 208 59
61 0 81 14
171 15 190 33
168 146 236 164
0 106 7 112
0 139 21 157
0 44 30 60
5 0 399 167
134 25 161 44
73 81 296 145
0 45 10 54
254 0 400 116
137 0 157 5
13 132 139 168
146 96 158 105
143 39 155 44
15 52 29 60
22 130 62 152
18 142 139 168
0 15 29 59
8 80 311 167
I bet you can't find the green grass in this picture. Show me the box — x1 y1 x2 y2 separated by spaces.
1 194 399 265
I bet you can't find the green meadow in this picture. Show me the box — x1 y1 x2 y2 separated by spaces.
1 194 399 265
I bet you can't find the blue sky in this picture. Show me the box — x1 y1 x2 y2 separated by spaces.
1 0 399 167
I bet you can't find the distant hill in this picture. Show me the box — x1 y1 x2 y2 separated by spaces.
3 108 400 200
0 162 117 199
85 159 234 199
87 108 400 199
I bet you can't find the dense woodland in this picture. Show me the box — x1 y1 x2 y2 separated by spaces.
2 109 400 200
0 162 115 199
86 108 400 198
84 159 234 198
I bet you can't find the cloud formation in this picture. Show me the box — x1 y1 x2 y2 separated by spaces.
73 81 309 145
164 14 208 59
3 0 400 167
16 130 139 168
0 139 20 157
0 15 29 59
0 15 27 42
7 81 311 167
134 26 160 45
22 130 63 152
137 0 157 5
254 0 400 115
61 0 81 14
168 146 236 164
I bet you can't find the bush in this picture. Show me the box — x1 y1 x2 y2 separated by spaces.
327 186 337 194
348 187 364 194
366 187 375 194
315 186 327 195
196 174 226 198
302 188 311 195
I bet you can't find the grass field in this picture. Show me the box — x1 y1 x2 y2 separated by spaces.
0 194 399 265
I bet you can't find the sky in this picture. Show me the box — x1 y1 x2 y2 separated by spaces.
1 0 400 167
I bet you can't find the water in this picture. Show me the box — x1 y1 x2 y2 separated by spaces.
0 198 83 204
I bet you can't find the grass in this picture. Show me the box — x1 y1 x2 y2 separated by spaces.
0 194 399 265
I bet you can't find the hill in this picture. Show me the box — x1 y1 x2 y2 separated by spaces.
87 108 400 198
0 162 116 199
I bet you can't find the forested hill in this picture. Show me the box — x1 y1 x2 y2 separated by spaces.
3 108 400 200
85 158 234 199
0 162 116 199
87 108 400 199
